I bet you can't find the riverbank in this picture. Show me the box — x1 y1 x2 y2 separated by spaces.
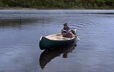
0 0 114 9
0 7 114 10
0 0 114 10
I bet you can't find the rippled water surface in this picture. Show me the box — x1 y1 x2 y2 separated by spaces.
0 10 114 72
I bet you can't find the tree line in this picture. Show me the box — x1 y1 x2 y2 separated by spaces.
0 0 114 9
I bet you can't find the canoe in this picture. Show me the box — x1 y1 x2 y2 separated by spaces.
39 29 78 50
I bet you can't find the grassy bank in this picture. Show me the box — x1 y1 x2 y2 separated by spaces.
0 0 114 9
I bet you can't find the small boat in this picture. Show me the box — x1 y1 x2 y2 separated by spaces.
39 29 78 50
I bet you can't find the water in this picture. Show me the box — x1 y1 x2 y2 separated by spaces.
0 10 114 72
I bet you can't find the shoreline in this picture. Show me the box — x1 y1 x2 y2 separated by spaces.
0 7 114 10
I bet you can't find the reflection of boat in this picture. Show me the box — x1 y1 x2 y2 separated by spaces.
39 29 78 50
39 43 77 69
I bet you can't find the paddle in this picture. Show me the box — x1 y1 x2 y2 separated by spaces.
77 36 80 41
73 29 80 41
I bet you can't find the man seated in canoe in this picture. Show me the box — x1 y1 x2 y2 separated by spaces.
61 23 76 38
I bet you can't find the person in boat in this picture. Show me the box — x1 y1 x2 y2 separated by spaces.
61 23 75 38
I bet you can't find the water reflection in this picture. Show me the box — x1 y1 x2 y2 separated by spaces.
39 43 77 69
0 18 38 28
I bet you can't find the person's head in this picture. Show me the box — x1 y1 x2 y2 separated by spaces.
63 23 69 30
63 23 68 26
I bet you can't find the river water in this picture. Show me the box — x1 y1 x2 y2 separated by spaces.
0 10 114 72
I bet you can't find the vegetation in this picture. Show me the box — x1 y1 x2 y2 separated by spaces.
0 0 114 9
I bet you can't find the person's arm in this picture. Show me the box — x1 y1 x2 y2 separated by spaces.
68 29 72 33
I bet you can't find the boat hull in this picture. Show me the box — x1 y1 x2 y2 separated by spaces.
39 36 76 50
